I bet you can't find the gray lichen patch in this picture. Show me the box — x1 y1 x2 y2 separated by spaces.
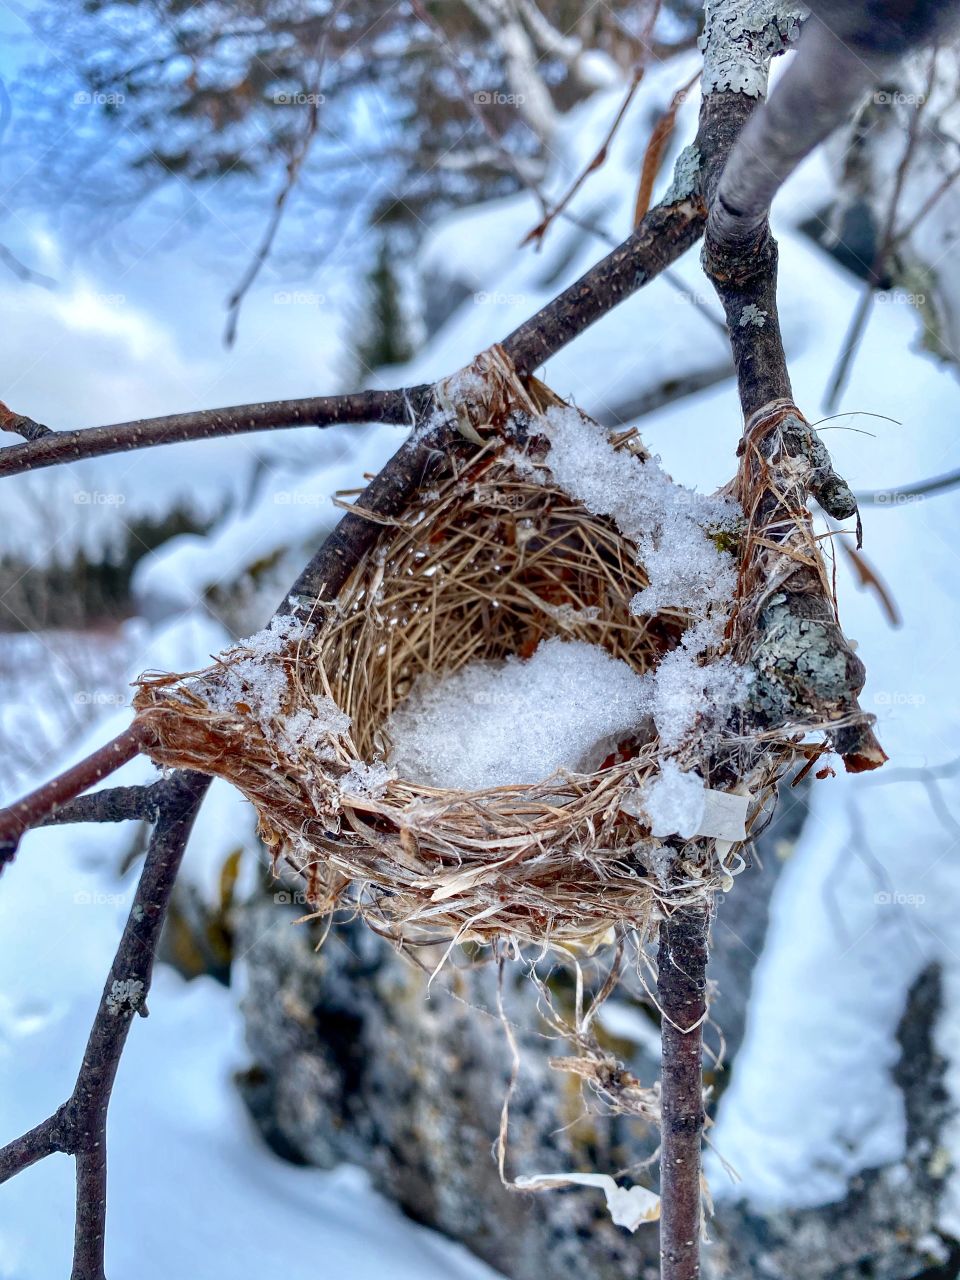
780 413 858 520
663 145 702 205
748 597 862 724
700 0 804 98
739 303 768 328
106 977 145 1017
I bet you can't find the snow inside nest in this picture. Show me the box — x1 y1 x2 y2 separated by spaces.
516 404 750 753
514 403 741 620
385 637 649 791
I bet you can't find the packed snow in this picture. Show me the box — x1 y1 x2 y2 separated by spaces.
642 760 707 839
386 637 649 790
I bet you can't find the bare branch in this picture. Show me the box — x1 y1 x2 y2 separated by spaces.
707 0 959 259
0 388 425 478
0 725 149 868
0 771 210 1280
223 5 345 346
35 781 169 828
658 904 709 1280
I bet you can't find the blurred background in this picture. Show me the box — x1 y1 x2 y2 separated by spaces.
1 2 960 1277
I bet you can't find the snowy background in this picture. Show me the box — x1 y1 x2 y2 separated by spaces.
2 11 960 1278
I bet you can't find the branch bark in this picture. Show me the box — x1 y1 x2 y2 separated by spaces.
0 388 425 478
658 904 710 1280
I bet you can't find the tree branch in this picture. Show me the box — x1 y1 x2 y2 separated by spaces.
0 725 149 868
0 389 425 479
698 0 885 769
0 771 210 1280
658 904 710 1280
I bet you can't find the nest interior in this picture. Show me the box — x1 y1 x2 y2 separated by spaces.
133 423 789 948
322 445 685 762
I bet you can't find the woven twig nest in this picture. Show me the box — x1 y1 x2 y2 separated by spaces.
133 353 877 950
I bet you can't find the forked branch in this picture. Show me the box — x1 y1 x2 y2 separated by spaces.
0 771 211 1280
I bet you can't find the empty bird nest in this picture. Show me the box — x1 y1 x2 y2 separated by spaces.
132 345 883 950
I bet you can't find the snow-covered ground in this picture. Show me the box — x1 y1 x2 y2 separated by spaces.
3 35 960 1274
0 820 500 1280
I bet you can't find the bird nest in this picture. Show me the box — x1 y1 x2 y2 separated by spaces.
132 351 876 950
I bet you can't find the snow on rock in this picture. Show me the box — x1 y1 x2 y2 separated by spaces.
386 637 650 790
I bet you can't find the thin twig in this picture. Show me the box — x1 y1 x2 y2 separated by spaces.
0 388 425 478
223 8 345 346
0 724 149 868
409 0 548 214
658 905 709 1280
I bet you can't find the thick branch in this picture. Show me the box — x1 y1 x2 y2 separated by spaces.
708 0 959 257
708 17 884 253
699 4 884 770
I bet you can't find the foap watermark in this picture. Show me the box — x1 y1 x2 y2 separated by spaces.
478 488 526 509
870 491 925 506
471 690 518 707
73 90 125 108
873 690 926 707
274 289 325 306
875 288 926 307
474 90 526 107
874 89 926 107
875 890 926 907
274 490 324 507
273 91 326 106
274 889 311 906
667 287 714 308
474 290 530 307
74 490 126 506
74 890 129 907
74 691 126 707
